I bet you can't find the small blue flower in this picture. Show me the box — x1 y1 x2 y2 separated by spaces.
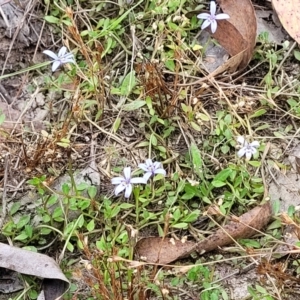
138 159 166 182
43 46 75 72
111 167 146 198
237 136 260 160
197 1 230 34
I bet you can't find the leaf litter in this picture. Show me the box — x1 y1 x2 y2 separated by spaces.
135 202 272 265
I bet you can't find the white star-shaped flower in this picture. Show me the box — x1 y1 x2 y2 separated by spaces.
237 136 260 160
111 167 146 198
43 46 75 72
197 1 230 34
138 159 166 182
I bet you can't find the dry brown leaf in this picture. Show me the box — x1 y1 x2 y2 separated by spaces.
217 0 257 70
204 20 248 75
212 20 248 57
0 243 69 300
135 203 272 265
135 237 195 264
272 0 300 43
208 50 246 77
195 202 272 253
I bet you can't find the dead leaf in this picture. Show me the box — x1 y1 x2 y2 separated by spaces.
272 0 300 43
135 237 195 264
212 20 248 57
0 243 69 300
135 203 272 264
201 20 248 74
195 202 272 253
217 0 257 70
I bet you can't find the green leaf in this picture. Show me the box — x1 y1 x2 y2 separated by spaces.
171 222 188 229
88 186 97 198
248 161 261 167
214 168 231 182
294 50 300 61
62 183 70 195
44 16 60 24
14 232 28 241
190 142 202 169
150 134 157 146
0 111 5 125
119 203 135 209
136 141 149 147
53 207 63 219
165 59 175 71
239 239 261 248
10 202 21 215
113 117 121 133
249 109 267 119
267 219 281 230
123 100 146 111
273 131 285 138
41 228 52 235
57 138 70 148
76 182 90 191
197 113 210 121
48 195 58 206
190 121 201 131
288 205 295 216
77 214 84 228
25 225 33 238
211 180 226 188
182 210 200 223
16 215 30 229
119 70 136 96
86 219 95 232
221 144 230 154
67 241 74 252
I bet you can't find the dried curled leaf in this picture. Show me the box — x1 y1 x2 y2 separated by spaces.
135 202 272 265
196 202 272 253
135 237 195 265
272 0 300 43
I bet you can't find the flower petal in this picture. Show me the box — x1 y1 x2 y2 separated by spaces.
153 161 161 169
143 172 152 182
52 61 61 72
201 19 211 30
237 148 246 158
138 163 149 172
62 58 76 65
124 184 133 198
210 1 216 15
154 168 166 176
123 167 131 180
237 136 245 145
215 13 230 20
131 177 147 184
245 151 252 160
250 141 260 148
43 50 58 60
111 177 124 185
58 46 67 57
145 158 153 166
210 20 217 33
197 13 211 19
115 184 126 196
